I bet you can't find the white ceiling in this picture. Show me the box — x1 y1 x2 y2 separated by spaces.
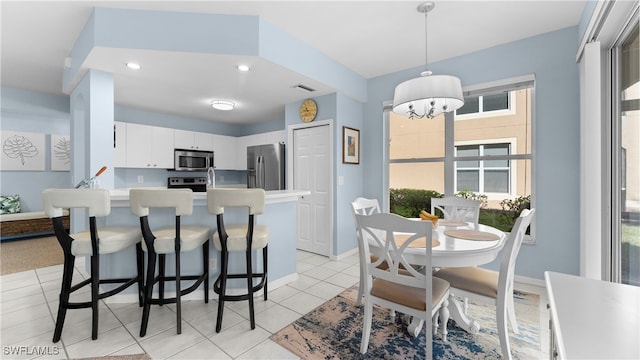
1 1 586 125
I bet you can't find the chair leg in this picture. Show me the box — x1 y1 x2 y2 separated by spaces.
52 254 75 343
159 254 166 306
140 252 156 337
246 248 255 330
136 243 144 307
439 297 450 342
262 246 268 301
497 297 513 360
203 241 209 304
215 249 229 333
90 253 100 340
507 296 519 334
175 250 182 334
360 302 373 354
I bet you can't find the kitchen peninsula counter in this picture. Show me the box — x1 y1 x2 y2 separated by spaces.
97 188 309 301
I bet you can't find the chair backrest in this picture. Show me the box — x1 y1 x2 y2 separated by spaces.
206 188 265 215
129 188 194 217
431 196 481 224
355 212 433 295
42 188 110 218
498 208 536 297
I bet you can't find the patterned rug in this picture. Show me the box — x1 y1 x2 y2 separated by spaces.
271 287 540 359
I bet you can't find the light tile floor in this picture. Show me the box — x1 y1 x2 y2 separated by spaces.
0 250 550 359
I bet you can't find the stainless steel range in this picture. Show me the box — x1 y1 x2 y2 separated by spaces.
167 177 207 192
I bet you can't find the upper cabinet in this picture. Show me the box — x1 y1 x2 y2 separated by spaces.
114 122 127 168
125 123 175 169
174 129 213 151
264 130 286 144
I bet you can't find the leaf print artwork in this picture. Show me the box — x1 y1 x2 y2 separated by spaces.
3 135 39 165
53 137 71 164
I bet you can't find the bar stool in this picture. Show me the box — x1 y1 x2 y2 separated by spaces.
129 188 210 337
207 188 268 332
42 188 143 343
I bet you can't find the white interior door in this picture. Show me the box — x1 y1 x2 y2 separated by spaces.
294 124 331 255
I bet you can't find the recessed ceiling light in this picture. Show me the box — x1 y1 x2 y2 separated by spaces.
125 62 141 70
237 64 250 72
211 100 235 111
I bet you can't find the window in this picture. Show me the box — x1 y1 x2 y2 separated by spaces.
455 143 511 194
387 75 534 239
456 93 511 117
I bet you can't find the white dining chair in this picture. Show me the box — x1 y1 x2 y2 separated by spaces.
431 196 481 224
350 197 381 306
355 212 450 357
434 208 535 360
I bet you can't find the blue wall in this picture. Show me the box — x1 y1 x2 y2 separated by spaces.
363 26 581 280
1 88 71 211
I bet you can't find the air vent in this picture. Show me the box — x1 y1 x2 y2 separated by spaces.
291 84 316 93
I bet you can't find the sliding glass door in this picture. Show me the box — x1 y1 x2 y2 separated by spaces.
613 21 639 286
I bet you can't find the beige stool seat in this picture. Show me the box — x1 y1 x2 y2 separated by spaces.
207 188 268 333
42 188 143 343
433 266 499 298
143 225 211 254
70 227 142 256
213 224 269 251
130 188 210 337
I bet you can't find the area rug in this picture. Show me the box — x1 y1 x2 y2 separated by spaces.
0 236 63 275
271 286 540 359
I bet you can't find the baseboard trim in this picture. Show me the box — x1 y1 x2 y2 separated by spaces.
514 274 545 288
331 247 358 261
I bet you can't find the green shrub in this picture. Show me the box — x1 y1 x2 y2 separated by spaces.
389 188 443 218
455 189 488 208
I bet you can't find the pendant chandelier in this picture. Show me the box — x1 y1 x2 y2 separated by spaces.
392 2 464 119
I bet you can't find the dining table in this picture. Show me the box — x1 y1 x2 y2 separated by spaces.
392 219 506 336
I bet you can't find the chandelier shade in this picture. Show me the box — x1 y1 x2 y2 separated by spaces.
393 73 464 119
392 2 464 119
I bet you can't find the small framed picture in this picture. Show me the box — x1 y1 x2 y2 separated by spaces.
342 126 360 164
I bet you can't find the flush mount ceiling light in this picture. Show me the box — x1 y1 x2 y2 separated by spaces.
211 100 235 111
125 62 141 70
392 2 464 119
237 64 250 72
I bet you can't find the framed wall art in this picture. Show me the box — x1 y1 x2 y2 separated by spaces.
51 134 71 171
0 131 45 171
342 126 360 164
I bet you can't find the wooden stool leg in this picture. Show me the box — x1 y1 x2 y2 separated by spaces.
215 249 229 333
175 249 182 335
246 249 255 330
159 254 166 305
203 241 209 304
263 246 268 301
140 251 156 337
90 254 100 340
53 254 75 343
136 243 144 307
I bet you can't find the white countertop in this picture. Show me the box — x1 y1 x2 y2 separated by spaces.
109 188 309 206
545 271 640 359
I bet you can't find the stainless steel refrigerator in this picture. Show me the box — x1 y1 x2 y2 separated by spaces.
247 143 286 190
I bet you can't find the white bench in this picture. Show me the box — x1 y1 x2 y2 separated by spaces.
0 210 70 240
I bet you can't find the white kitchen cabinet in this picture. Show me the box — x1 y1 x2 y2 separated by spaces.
211 134 236 170
174 129 213 151
126 123 175 169
114 121 127 167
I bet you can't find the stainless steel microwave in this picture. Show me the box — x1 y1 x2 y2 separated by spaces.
174 149 214 171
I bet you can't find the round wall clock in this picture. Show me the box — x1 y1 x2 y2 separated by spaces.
299 98 318 123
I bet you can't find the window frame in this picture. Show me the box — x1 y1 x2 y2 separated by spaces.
385 74 536 243
454 140 516 198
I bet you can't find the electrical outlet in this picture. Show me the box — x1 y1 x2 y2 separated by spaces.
137 175 144 183
209 258 217 270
